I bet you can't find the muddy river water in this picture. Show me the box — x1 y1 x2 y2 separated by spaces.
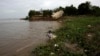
0 20 60 56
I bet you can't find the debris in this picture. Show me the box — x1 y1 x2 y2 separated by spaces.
87 25 92 28
50 52 55 55
84 49 88 52
54 44 59 47
87 33 93 37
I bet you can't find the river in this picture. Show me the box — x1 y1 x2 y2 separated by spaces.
0 20 60 56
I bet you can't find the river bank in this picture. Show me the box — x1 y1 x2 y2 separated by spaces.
21 16 66 21
33 16 100 56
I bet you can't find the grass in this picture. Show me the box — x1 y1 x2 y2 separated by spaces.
32 16 100 56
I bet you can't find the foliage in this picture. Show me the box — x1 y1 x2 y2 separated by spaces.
24 16 29 20
78 1 91 15
56 16 100 56
92 6 100 16
33 16 100 56
42 10 52 17
28 10 41 18
27 1 100 20
33 44 83 56
64 5 77 15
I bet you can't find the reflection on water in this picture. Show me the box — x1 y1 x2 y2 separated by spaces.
0 20 60 56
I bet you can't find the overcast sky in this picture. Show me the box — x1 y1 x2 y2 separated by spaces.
0 0 100 19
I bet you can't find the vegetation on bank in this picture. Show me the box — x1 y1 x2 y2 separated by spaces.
32 16 100 56
24 1 100 20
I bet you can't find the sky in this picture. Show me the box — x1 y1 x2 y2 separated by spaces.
0 0 100 19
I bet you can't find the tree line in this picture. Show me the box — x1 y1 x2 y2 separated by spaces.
27 1 100 19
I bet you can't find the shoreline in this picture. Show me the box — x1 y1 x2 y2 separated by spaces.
21 16 65 21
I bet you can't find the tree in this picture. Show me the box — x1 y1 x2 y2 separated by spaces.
92 6 100 16
28 10 41 18
42 10 52 17
28 10 36 18
64 5 77 15
78 1 91 15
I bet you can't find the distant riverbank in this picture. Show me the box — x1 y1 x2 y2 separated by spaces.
21 16 66 22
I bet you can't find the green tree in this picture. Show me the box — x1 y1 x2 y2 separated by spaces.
78 1 91 15
92 6 100 16
64 5 77 15
42 10 52 17
28 10 41 18
28 10 36 18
